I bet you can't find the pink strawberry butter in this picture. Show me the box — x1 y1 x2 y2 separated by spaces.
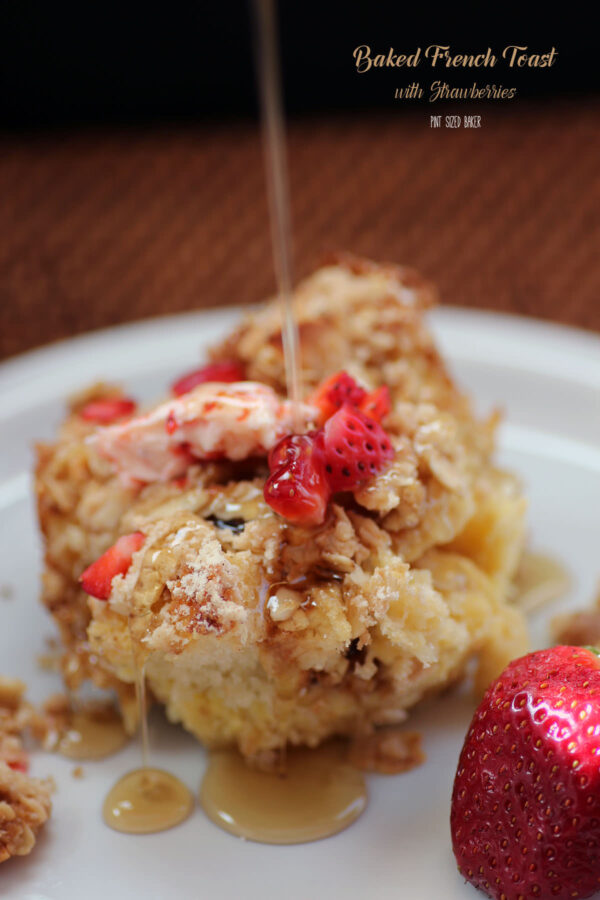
89 381 317 484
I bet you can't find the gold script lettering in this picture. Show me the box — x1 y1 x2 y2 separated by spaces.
353 45 372 73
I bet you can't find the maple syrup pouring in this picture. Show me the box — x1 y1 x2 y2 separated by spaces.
254 0 302 429
200 741 367 844
103 615 193 834
107 8 359 838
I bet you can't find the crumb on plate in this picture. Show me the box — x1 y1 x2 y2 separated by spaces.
0 676 53 863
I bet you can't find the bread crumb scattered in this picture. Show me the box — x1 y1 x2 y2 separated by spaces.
0 676 53 863
553 582 600 647
348 728 425 775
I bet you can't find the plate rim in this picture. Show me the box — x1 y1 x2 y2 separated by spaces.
1 305 599 392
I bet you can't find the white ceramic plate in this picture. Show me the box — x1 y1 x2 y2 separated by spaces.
1 308 599 900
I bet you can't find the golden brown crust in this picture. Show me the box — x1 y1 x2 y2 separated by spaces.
317 251 439 308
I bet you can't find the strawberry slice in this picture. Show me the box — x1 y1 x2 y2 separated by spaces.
171 360 246 396
264 433 330 526
310 371 391 424
358 385 391 422
80 398 137 423
79 532 145 600
322 404 394 492
309 371 367 422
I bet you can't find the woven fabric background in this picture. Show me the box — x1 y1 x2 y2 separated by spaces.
0 100 598 360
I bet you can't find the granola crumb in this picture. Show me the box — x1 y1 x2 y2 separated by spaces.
71 766 84 779
30 693 71 751
0 676 54 863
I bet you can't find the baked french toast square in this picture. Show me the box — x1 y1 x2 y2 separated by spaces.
35 255 528 761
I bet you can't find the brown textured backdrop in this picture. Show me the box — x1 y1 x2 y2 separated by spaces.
0 100 598 361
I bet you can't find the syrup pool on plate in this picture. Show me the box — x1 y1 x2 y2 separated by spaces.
57 704 129 761
200 741 367 844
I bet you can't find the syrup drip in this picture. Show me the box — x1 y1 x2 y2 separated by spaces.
103 614 192 834
254 0 302 428
200 742 367 844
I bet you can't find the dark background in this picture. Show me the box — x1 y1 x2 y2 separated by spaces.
0 3 598 360
0 2 595 128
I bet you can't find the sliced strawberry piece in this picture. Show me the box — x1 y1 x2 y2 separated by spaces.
268 432 308 470
80 398 137 424
358 385 391 422
264 433 330 526
171 360 246 396
79 532 145 600
8 758 29 773
309 371 367 423
309 372 392 424
322 404 394 492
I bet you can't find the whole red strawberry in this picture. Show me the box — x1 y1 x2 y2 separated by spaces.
451 646 600 900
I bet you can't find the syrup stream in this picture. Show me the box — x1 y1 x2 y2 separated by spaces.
104 6 369 841
103 615 192 834
134 657 150 769
253 0 302 428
